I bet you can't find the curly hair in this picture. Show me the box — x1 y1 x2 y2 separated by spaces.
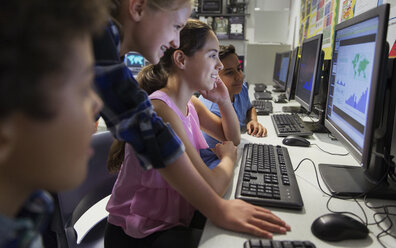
219 44 236 61
0 0 108 119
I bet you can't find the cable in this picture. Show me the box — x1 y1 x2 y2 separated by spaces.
295 157 396 248
311 143 349 156
327 132 337 140
294 158 332 197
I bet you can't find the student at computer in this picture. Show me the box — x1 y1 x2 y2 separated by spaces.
105 19 242 247
199 44 267 168
200 45 267 139
95 0 290 244
0 0 107 246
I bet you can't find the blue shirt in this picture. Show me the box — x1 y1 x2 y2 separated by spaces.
0 191 53 248
199 82 252 148
94 21 184 170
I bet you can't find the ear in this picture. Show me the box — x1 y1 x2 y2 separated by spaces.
173 50 186 69
128 0 146 22
0 117 17 166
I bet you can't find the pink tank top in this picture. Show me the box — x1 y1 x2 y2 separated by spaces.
106 90 208 238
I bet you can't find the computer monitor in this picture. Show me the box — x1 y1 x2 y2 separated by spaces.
275 51 291 92
272 53 282 89
285 47 299 101
294 34 323 113
319 4 396 198
124 52 147 76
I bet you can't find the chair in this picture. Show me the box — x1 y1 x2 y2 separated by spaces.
51 131 117 248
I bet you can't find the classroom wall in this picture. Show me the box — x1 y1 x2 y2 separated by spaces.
245 43 290 85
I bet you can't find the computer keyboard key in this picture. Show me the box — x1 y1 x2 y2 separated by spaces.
244 240 316 248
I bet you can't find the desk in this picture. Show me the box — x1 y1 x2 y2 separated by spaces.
198 86 396 248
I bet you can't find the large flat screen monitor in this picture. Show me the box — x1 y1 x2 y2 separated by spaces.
285 47 299 101
294 34 323 113
319 4 395 198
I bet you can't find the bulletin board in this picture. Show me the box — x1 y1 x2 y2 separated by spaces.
300 0 396 60
299 0 339 60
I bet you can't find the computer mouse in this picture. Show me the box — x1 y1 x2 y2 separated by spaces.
311 213 369 242
282 135 310 147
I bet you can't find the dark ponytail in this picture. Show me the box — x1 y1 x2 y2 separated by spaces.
137 64 168 95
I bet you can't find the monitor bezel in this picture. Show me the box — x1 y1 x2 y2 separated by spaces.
323 5 389 169
275 51 292 90
294 34 323 113
285 47 299 101
272 52 282 84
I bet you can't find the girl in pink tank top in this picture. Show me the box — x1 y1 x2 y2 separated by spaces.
105 19 241 246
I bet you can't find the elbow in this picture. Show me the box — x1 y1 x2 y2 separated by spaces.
234 136 240 146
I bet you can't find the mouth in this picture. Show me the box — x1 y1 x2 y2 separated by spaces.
210 74 218 79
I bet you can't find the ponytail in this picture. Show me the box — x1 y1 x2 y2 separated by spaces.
106 64 168 173
137 64 168 95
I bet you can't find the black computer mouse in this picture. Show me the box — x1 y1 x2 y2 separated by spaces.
311 213 369 242
282 135 310 147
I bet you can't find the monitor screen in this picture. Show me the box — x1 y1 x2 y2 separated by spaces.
285 47 299 101
326 17 379 156
124 52 147 76
278 51 291 88
319 4 392 197
272 53 282 83
294 34 323 112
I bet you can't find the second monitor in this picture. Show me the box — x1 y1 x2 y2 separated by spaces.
272 51 291 92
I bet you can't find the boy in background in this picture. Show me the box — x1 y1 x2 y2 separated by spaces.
0 1 107 246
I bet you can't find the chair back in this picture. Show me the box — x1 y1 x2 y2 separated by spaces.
52 131 117 248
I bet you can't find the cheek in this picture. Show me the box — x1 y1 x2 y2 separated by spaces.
25 102 93 191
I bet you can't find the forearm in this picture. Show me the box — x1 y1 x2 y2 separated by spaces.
218 100 240 145
247 107 258 122
210 156 235 196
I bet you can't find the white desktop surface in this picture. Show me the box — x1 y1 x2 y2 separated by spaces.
198 86 396 248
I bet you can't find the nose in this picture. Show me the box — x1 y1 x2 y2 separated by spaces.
216 60 224 71
236 70 244 81
170 34 180 49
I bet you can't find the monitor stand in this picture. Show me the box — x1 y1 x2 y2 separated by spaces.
272 85 285 92
318 163 396 199
303 107 328 133
303 121 328 133
281 106 303 113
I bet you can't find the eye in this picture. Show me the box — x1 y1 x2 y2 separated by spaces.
174 24 183 31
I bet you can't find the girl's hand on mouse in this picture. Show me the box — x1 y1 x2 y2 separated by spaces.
212 199 291 239
213 141 237 163
199 77 230 106
247 120 267 137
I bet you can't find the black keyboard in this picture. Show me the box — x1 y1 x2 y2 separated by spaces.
254 84 267 92
244 239 316 248
235 143 304 210
252 100 273 115
271 114 313 137
254 91 272 100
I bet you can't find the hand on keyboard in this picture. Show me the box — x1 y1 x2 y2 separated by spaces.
211 199 291 239
247 120 267 137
